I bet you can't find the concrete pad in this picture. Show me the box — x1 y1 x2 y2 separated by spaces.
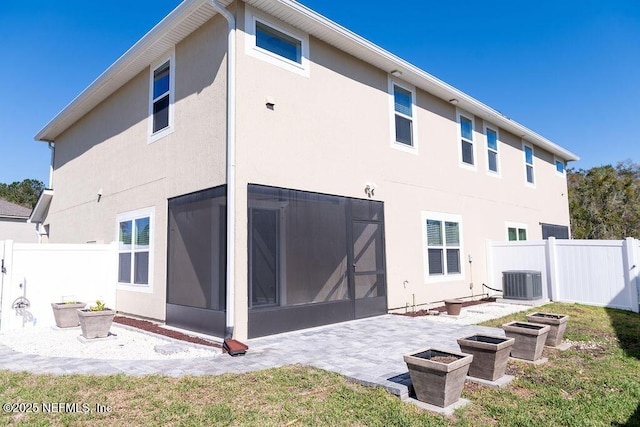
466 374 514 389
405 397 471 416
509 356 548 365
77 333 117 344
547 342 572 351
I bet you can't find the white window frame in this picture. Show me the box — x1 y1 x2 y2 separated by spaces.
388 78 418 154
523 142 535 187
116 207 155 293
244 6 310 77
148 49 175 143
457 110 477 170
554 156 566 176
505 221 528 241
484 123 501 177
421 211 464 283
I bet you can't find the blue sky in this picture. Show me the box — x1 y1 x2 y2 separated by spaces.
2 0 639 185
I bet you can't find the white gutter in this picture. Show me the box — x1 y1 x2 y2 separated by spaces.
207 0 236 339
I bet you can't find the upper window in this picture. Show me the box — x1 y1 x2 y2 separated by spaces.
486 127 499 174
117 208 154 290
524 143 535 185
458 113 475 167
245 7 309 77
422 212 463 281
148 51 174 142
555 158 565 175
256 21 301 64
393 84 414 147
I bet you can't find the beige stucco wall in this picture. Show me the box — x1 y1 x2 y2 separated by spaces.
45 15 230 320
0 219 38 243
233 4 571 338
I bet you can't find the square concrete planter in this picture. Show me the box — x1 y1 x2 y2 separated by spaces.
457 334 515 381
502 321 550 361
51 302 86 328
77 309 115 339
444 299 463 316
526 312 569 347
403 347 473 408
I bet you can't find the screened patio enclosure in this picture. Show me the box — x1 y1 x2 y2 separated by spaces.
247 185 387 337
166 186 227 336
165 184 387 338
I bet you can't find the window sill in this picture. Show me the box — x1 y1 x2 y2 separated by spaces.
424 274 465 284
148 126 174 144
117 283 153 294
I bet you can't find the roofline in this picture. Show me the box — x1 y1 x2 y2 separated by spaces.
246 0 579 161
34 0 579 162
0 214 30 220
34 0 216 142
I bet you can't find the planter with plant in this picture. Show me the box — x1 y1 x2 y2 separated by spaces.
525 312 569 347
51 301 86 328
403 347 473 407
77 300 115 339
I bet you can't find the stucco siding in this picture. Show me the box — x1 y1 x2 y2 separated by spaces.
45 15 229 320
234 7 571 327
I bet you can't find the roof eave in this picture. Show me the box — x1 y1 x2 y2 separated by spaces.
34 0 223 142
28 189 54 223
246 0 579 162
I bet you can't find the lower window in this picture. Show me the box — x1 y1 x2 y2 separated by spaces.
423 212 463 279
117 208 153 286
507 224 527 241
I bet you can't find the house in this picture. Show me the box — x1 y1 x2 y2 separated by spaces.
0 198 37 243
33 0 579 340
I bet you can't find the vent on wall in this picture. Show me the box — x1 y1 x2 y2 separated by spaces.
502 271 542 300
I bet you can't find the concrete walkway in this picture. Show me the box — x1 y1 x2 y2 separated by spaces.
0 302 536 399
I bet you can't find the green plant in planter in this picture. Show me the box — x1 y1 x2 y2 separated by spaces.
78 299 115 339
90 300 106 311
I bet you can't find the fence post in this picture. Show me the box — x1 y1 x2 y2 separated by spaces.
0 240 14 332
622 238 639 313
545 237 559 302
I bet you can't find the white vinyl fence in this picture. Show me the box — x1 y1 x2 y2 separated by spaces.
0 240 117 331
487 237 640 313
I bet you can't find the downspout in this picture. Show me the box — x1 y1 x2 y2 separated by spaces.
48 142 55 188
207 0 236 339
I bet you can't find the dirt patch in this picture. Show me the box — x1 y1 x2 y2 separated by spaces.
113 316 222 349
398 297 496 317
430 355 459 364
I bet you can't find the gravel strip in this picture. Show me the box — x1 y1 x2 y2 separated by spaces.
0 324 220 360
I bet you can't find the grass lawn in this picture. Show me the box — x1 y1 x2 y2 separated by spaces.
1 303 638 426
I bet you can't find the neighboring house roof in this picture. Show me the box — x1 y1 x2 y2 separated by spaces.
34 0 579 162
0 198 32 219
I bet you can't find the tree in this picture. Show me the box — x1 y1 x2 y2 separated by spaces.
567 161 640 239
0 179 44 209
